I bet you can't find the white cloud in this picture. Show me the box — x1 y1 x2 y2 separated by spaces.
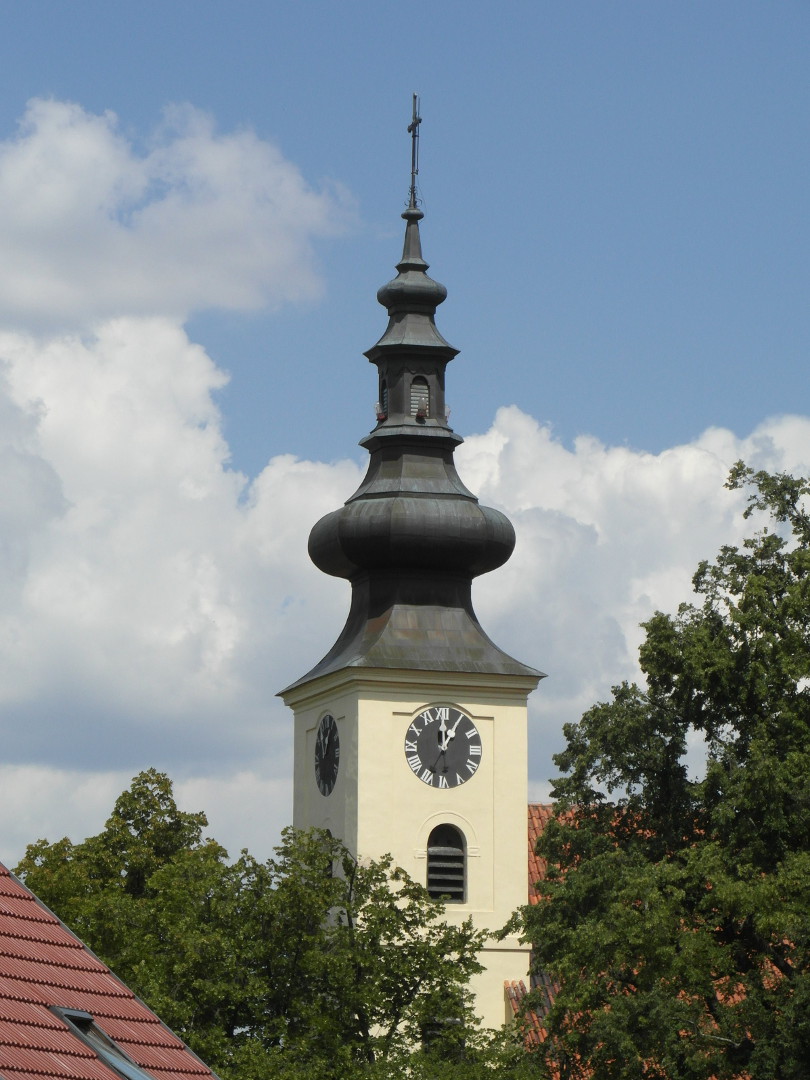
0 317 807 866
0 97 808 870
0 99 351 327
0 314 362 865
460 407 810 786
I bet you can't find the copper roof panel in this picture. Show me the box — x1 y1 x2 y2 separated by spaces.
137 1072 207 1080
1 1071 63 1080
0 876 36 900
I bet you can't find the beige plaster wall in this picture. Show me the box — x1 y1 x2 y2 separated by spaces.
284 668 535 1032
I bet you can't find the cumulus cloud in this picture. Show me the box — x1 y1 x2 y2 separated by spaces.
460 407 810 798
0 97 808 868
0 99 351 327
0 314 361 863
1 317 807 862
0 319 359 768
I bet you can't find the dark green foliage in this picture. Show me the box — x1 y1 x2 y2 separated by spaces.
521 464 810 1079
16 769 517 1079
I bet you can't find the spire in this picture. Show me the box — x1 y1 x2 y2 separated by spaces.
282 100 542 693
407 92 421 212
374 97 451 346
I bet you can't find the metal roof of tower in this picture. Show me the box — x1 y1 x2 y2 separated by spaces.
282 100 543 694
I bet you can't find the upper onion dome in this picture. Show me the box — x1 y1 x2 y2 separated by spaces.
376 205 448 315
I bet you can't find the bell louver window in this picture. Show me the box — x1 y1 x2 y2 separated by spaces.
410 376 429 418
427 824 465 902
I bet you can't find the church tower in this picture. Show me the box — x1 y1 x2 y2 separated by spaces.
280 102 543 1030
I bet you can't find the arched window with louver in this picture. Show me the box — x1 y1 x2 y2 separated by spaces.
410 376 430 418
426 824 466 902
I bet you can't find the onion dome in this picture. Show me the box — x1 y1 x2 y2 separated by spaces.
283 110 542 691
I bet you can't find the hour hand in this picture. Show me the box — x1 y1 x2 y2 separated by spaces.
438 714 449 752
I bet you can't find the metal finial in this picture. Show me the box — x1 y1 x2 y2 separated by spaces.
407 93 421 208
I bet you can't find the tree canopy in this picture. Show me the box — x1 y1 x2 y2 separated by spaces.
521 464 810 1079
15 769 533 1079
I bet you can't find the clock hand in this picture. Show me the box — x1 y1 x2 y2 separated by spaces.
438 713 449 752
430 714 462 767
445 716 463 742
429 749 449 773
430 732 451 771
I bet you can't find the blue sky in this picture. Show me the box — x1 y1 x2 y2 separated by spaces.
3 2 808 471
0 2 809 862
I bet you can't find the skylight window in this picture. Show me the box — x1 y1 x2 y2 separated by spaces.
53 1008 158 1080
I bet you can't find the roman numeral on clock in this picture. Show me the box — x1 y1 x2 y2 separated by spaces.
404 705 483 787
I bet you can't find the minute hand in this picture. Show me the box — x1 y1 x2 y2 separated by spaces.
445 716 464 743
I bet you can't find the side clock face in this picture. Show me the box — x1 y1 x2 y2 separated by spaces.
404 705 482 788
314 713 340 796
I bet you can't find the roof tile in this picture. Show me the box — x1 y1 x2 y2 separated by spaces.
98 1020 180 1049
506 806 560 1050
0 895 50 923
0 1021 97 1055
0 862 219 1080
0 937 101 968
122 1047 210 1074
527 803 554 904
0 1002 63 1028
0 977 50 1005
0 1045 108 1076
45 993 150 1022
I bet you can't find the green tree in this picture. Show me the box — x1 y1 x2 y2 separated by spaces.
16 770 528 1078
520 464 810 1080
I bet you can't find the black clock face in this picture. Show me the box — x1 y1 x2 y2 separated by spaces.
314 713 340 796
404 705 482 788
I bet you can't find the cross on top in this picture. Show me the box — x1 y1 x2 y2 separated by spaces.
407 93 421 208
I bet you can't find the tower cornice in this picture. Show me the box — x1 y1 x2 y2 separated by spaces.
280 663 542 709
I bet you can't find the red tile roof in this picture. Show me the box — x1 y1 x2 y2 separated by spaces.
505 977 556 1047
528 802 554 905
0 863 219 1080
509 804 559 1049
